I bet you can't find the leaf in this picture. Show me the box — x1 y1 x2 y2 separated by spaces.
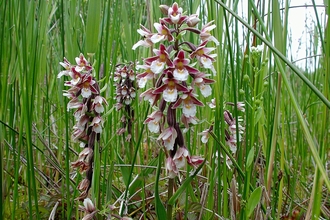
155 151 167 219
246 147 255 168
254 106 263 126
246 186 262 218
116 151 130 186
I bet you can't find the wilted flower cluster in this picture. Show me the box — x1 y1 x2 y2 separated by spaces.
113 62 136 142
58 53 108 201
133 2 218 177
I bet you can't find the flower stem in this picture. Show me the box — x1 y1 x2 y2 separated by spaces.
167 178 174 220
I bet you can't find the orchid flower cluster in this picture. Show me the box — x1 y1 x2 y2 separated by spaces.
133 2 218 177
58 54 108 206
113 62 136 142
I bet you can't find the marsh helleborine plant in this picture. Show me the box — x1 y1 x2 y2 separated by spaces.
58 54 107 212
113 62 136 142
133 2 218 177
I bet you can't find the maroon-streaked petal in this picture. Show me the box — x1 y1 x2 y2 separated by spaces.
187 155 204 166
176 83 189 92
167 34 174 42
185 65 199 74
172 98 182 109
202 53 215 62
178 16 188 24
189 95 204 107
159 44 167 52
153 84 168 94
162 17 173 24
203 78 216 84
166 58 174 68
182 27 201 34
137 72 149 79
144 56 159 63
177 50 185 60
90 85 99 94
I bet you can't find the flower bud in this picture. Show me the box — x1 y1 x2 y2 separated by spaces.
186 14 200 27
159 5 169 15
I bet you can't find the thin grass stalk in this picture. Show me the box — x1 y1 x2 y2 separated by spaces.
223 6 239 218
276 116 285 220
99 1 113 205
58 0 73 218
309 1 329 218
120 105 150 216
19 0 41 218
205 1 225 218
266 2 285 217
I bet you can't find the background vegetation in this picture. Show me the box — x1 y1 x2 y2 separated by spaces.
0 0 329 219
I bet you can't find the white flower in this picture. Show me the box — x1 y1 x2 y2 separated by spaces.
173 68 189 81
138 77 148 88
150 60 165 74
81 87 91 98
200 84 212 97
183 103 196 117
163 87 178 103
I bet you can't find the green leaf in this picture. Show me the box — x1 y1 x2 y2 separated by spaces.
246 147 255 168
155 151 167 219
254 106 263 126
85 0 101 53
246 186 262 218
116 151 130 186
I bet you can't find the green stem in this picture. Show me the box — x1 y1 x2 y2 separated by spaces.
167 178 174 220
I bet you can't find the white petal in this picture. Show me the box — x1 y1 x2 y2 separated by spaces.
132 40 150 50
173 68 189 81
150 34 165 44
150 60 165 74
174 157 185 169
138 77 148 88
81 87 91 98
147 120 159 133
83 198 95 212
74 66 84 72
200 57 213 68
137 28 149 36
201 135 209 143
204 24 216 32
164 138 175 151
70 77 81 86
57 70 69 78
93 124 102 133
95 104 104 113
183 104 196 117
200 84 212 97
163 88 177 102
170 15 180 24
209 36 220 46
